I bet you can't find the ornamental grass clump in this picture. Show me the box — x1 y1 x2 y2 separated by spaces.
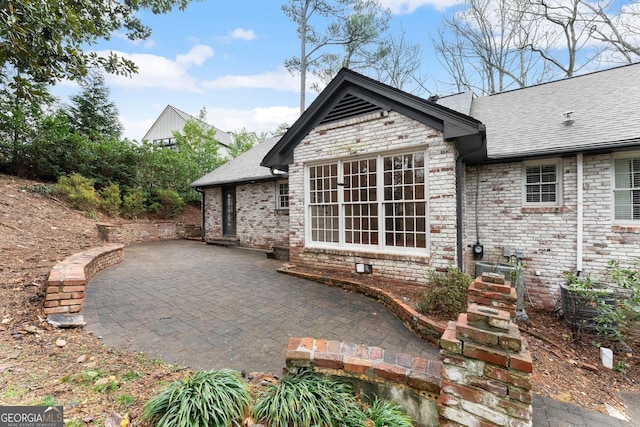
365 398 414 427
142 369 250 427
252 369 362 427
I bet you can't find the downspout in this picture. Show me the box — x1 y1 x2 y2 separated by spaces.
196 188 206 242
456 137 487 270
456 155 464 270
576 153 583 273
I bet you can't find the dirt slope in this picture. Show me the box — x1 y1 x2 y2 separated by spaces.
0 174 638 424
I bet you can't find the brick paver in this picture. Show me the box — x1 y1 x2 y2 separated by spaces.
82 240 439 373
82 241 638 426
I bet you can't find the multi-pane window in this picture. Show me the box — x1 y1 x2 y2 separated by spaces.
344 159 378 245
524 162 559 205
614 156 640 221
307 150 428 253
383 153 427 249
309 164 339 243
277 182 289 209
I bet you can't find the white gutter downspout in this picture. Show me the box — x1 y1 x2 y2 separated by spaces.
576 153 584 273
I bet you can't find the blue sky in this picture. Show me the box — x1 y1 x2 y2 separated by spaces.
52 0 459 140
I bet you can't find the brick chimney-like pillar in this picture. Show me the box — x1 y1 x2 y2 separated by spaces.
438 274 533 426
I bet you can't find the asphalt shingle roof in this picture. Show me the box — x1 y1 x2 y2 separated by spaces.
191 135 284 188
470 63 640 160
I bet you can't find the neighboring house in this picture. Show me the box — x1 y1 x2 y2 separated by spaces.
191 136 290 250
142 105 232 156
195 64 640 310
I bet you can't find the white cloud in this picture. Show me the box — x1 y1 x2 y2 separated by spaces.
201 68 322 93
203 106 300 134
229 28 257 40
380 0 460 13
99 45 215 93
176 44 215 66
120 115 157 141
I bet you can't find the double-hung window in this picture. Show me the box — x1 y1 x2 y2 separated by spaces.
276 181 289 210
614 156 640 221
523 160 561 206
306 150 427 253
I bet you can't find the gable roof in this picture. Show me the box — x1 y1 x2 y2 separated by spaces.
142 105 232 147
470 62 640 162
434 91 474 116
261 68 486 170
191 136 284 188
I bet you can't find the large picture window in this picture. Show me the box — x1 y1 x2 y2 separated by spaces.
306 150 427 253
614 156 640 221
522 160 561 206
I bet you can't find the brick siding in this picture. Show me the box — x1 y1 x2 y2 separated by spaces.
464 153 640 310
288 111 458 284
202 181 289 250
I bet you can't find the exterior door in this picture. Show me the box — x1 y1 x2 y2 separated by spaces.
222 186 236 236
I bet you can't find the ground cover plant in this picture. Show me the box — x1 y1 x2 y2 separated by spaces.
142 369 250 427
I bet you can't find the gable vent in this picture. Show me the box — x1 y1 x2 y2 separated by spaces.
319 93 383 125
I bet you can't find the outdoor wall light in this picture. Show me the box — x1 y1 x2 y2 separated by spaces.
355 263 373 274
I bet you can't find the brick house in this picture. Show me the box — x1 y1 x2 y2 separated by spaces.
191 136 290 249
196 63 640 309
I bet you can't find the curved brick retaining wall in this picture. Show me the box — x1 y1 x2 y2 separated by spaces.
286 337 443 427
44 244 124 315
286 273 533 427
278 267 447 345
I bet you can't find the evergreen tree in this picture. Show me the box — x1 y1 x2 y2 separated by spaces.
66 72 123 142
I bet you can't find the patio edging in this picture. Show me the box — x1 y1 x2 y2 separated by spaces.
277 266 447 346
44 244 125 315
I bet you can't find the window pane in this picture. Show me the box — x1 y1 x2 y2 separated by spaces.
614 157 640 220
382 151 427 249
525 164 557 205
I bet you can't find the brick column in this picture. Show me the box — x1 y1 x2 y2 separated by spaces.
467 273 517 318
438 274 533 427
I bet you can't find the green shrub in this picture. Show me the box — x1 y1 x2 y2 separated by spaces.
57 173 100 211
416 266 472 319
142 369 249 427
151 188 185 219
122 188 147 219
253 369 361 427
605 259 640 340
100 183 121 217
27 183 59 196
359 398 413 427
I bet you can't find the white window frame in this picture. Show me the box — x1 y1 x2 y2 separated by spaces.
522 159 562 207
304 149 429 255
612 152 640 223
276 181 289 210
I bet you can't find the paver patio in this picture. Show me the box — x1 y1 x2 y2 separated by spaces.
82 240 439 373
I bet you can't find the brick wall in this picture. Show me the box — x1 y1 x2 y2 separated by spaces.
44 244 124 315
284 274 533 427
439 273 533 426
286 337 442 427
97 222 199 245
202 181 289 250
464 153 640 310
288 111 458 285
